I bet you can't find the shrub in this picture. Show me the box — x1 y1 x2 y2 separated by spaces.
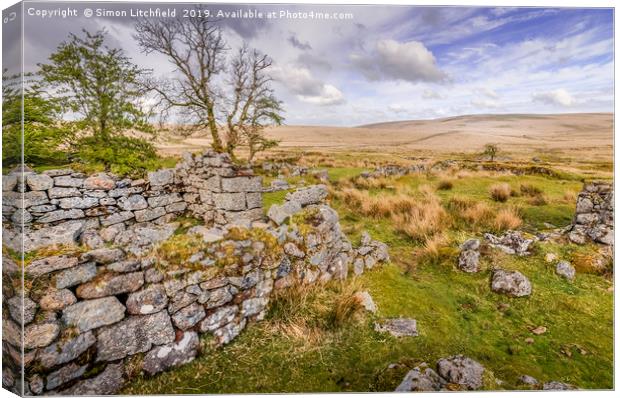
75 136 160 178
520 183 543 197
492 207 522 231
437 179 454 190
527 194 548 206
489 183 512 202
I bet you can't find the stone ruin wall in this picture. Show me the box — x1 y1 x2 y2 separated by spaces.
1 152 390 396
567 181 614 246
2 151 264 254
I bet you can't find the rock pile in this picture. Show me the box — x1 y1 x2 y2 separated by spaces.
484 230 534 256
396 355 486 391
567 181 613 246
360 164 426 179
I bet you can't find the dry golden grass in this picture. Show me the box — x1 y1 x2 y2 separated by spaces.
493 207 523 231
267 279 366 351
392 189 451 241
489 183 512 202
352 176 393 190
337 186 451 241
563 189 578 203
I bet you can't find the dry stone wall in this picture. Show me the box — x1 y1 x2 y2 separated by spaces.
567 181 613 246
2 151 263 253
2 155 390 395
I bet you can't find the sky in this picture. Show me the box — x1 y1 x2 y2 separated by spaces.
14 2 615 126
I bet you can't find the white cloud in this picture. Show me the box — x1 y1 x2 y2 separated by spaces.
351 39 446 83
532 89 575 107
388 104 408 113
422 89 443 99
471 98 500 108
298 84 345 106
270 65 345 106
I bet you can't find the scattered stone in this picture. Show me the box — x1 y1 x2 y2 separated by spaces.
96 310 175 361
142 331 199 376
555 261 576 281
519 375 539 386
531 326 547 335
490 269 532 297
396 364 445 392
375 318 418 337
458 239 480 273
543 381 576 390
354 291 377 313
484 231 534 256
62 296 126 332
436 355 485 390
524 337 534 344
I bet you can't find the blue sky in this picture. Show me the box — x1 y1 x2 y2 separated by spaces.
22 3 614 126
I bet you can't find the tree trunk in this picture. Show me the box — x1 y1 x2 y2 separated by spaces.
206 107 223 152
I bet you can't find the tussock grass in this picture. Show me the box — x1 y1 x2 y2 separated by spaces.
489 183 512 202
492 207 523 231
519 183 543 197
437 179 454 190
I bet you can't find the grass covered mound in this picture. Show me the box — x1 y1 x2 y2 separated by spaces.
122 158 613 393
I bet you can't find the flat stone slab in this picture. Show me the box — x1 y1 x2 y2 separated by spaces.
95 310 175 362
375 318 418 337
62 296 126 332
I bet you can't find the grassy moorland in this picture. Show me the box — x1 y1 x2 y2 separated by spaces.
123 151 613 393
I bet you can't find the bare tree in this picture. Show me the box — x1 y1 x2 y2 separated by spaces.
134 11 283 159
225 45 283 158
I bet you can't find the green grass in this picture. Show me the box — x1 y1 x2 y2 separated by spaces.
122 163 613 393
